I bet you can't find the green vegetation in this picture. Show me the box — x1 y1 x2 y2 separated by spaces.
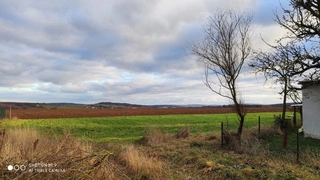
0 112 278 142
1 112 319 179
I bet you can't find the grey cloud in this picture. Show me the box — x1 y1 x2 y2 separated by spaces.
112 0 157 25
0 0 286 105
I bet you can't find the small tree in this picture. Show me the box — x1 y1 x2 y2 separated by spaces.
251 0 320 122
192 11 252 136
250 42 301 121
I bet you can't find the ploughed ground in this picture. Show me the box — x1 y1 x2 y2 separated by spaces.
7 106 282 119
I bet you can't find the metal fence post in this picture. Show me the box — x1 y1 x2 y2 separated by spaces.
221 122 224 147
293 106 297 128
297 128 300 163
258 116 261 138
0 108 5 120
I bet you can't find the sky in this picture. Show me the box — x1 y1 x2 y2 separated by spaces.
0 0 292 105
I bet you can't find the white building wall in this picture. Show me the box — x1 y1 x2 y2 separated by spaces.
302 83 320 139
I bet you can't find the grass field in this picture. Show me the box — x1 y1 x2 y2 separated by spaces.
2 111 320 179
0 112 280 142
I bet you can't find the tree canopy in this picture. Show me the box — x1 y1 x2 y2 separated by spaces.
275 0 320 78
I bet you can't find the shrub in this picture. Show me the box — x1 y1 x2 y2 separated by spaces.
137 127 170 146
222 129 239 151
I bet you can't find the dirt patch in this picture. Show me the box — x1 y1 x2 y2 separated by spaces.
7 107 282 119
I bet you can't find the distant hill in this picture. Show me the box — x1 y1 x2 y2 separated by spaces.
89 102 147 108
0 102 148 109
0 102 87 109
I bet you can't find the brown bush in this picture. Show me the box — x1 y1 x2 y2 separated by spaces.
137 127 170 146
222 129 239 151
223 129 242 153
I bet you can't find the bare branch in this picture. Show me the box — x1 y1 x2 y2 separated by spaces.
273 0 320 74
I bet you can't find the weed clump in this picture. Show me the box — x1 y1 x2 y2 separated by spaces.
137 127 191 146
137 127 170 146
174 127 190 139
222 129 240 151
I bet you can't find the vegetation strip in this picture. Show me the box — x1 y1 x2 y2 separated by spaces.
1 112 320 179
2 112 280 142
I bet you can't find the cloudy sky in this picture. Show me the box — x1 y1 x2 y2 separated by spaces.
0 0 291 105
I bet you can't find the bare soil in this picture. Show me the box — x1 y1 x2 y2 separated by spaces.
6 106 282 119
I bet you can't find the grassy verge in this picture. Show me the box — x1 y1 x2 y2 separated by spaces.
1 112 319 179
0 112 279 142
0 127 116 179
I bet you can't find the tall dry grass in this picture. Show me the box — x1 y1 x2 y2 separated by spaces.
137 127 191 146
142 127 170 145
0 127 116 180
219 125 279 155
0 127 168 179
119 145 167 180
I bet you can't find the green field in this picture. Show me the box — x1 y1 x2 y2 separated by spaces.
0 112 281 142
2 112 320 180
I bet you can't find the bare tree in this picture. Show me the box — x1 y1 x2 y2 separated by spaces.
192 11 252 136
251 0 320 122
250 42 302 121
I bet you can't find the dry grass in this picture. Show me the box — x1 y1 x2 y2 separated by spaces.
222 129 240 151
119 145 167 180
137 127 191 146
1 124 319 179
0 127 116 180
241 134 267 156
258 125 281 139
136 127 171 146
220 125 280 155
240 125 278 156
135 126 320 179
0 127 168 179
174 127 190 139
301 149 320 169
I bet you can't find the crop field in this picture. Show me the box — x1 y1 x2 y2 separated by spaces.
1 112 281 142
6 106 283 119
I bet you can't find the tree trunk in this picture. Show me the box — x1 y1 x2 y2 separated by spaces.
233 97 245 137
237 114 245 136
281 79 288 121
235 101 244 143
